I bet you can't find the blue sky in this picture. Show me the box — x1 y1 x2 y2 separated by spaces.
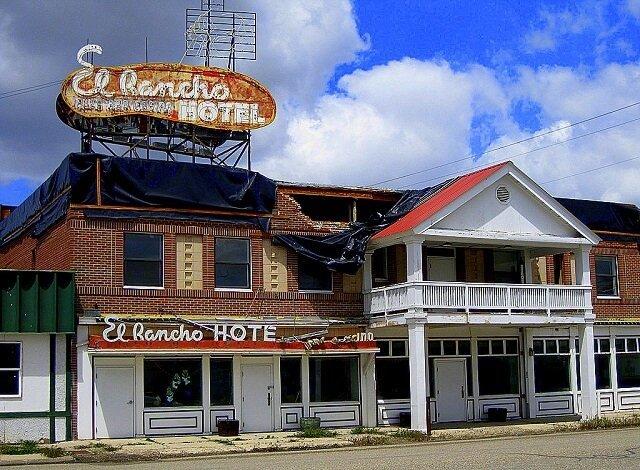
2 0 640 205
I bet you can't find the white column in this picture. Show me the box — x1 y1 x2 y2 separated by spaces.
273 356 282 431
575 245 593 311
524 328 536 418
76 325 93 439
406 239 424 315
363 251 373 315
360 352 377 427
363 251 373 292
301 355 310 418
569 326 579 412
405 239 424 283
579 322 598 419
408 321 427 431
202 355 211 433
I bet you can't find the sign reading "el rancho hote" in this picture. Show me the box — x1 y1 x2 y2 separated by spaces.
60 45 276 131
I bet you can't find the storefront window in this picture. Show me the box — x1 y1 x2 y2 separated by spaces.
124 233 163 287
533 339 570 393
0 342 21 397
210 358 233 406
428 339 473 397
144 359 202 407
616 337 640 388
298 257 332 292
309 356 359 402
280 357 302 404
376 340 409 400
477 339 519 396
594 338 611 390
215 238 251 289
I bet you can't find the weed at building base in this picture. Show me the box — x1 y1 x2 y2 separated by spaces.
295 428 338 438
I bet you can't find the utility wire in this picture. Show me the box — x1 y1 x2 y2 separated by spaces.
396 115 640 190
542 154 640 184
0 80 63 100
371 99 640 187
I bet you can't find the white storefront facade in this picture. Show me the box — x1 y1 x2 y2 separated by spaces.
363 162 607 429
76 318 378 439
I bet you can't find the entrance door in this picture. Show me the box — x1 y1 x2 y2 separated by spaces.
241 361 273 432
94 365 135 438
427 256 456 282
434 358 467 422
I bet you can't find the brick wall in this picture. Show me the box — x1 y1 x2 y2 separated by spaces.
0 183 383 322
543 240 640 321
590 240 640 320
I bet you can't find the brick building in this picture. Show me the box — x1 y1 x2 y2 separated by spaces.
2 152 640 441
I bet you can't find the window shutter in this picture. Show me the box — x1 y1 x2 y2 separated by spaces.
263 239 287 292
177 235 203 289
343 269 363 293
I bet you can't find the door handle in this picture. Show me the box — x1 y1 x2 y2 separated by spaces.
267 392 271 406
461 386 464 398
127 400 133 405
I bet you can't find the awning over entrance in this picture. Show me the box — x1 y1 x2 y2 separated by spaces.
0 270 75 333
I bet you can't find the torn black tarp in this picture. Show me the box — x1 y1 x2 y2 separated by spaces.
557 197 640 241
273 180 452 274
0 153 277 247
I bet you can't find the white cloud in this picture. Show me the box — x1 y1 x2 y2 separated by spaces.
522 7 596 54
256 58 511 187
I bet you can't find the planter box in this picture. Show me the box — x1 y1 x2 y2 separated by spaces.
217 419 239 436
486 408 508 422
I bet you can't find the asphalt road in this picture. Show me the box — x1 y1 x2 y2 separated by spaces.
10 427 640 470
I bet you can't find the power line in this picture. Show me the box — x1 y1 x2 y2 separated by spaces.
371 99 640 187
396 114 640 190
542 154 640 184
0 80 63 100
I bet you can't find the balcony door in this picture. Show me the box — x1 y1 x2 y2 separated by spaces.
426 248 457 282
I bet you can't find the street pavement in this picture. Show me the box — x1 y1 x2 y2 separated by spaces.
5 427 640 469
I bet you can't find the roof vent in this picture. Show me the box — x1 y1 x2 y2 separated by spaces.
496 186 510 204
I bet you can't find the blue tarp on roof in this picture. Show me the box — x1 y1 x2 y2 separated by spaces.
0 153 277 247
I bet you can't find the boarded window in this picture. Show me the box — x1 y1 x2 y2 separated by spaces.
262 239 287 292
343 269 363 293
177 235 203 290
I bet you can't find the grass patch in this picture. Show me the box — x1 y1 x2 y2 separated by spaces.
351 426 385 435
41 447 67 458
214 439 235 446
390 429 430 442
0 441 40 455
575 414 640 431
295 428 338 439
351 435 392 446
90 442 118 452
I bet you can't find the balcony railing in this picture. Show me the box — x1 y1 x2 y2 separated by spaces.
366 281 592 317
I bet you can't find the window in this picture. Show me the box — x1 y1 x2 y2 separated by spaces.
298 256 332 292
372 248 389 285
0 343 21 397
595 256 619 297
493 251 522 284
124 233 163 287
215 238 251 289
533 338 570 393
210 358 233 406
428 339 473 397
477 339 519 396
280 357 302 404
376 340 409 400
144 358 202 407
309 356 359 402
615 337 640 388
594 338 611 390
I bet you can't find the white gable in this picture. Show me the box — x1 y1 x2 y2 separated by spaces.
430 174 580 239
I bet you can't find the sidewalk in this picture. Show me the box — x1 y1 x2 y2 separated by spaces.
1 414 639 466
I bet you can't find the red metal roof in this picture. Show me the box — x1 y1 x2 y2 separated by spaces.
373 162 508 239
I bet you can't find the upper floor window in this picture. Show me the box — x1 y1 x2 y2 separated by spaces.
0 342 21 397
595 256 619 297
298 256 332 292
124 233 163 288
215 238 251 289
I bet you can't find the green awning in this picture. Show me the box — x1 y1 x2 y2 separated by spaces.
0 270 75 333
